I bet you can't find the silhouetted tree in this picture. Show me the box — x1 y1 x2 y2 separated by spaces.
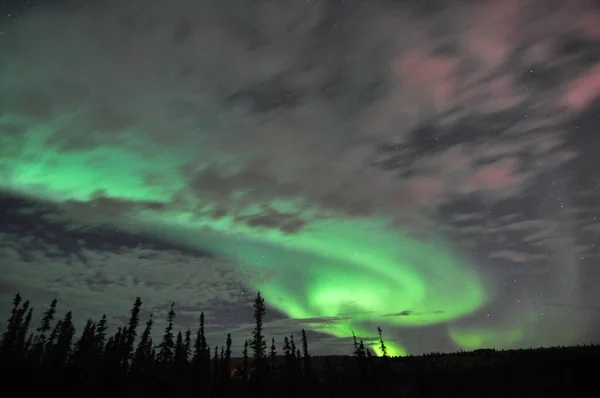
0 293 22 350
283 336 292 375
290 334 297 356
377 327 387 358
175 330 186 368
122 297 142 370
352 331 367 380
94 314 107 354
194 312 208 361
15 305 32 363
270 337 277 368
184 328 192 362
302 329 311 379
225 333 232 363
30 298 57 365
131 314 153 373
212 345 219 384
193 311 210 395
156 302 176 364
250 291 267 371
104 326 125 369
242 339 249 379
0 294 29 362
45 311 75 368
222 333 232 384
72 318 96 366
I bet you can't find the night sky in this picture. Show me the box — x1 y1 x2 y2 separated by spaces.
1 0 599 356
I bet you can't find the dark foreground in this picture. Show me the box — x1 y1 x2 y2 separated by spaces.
1 293 597 397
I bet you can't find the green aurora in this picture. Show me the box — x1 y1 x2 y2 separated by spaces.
0 120 495 355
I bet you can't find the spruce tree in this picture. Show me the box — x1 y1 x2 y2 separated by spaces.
242 339 249 379
15 306 33 362
94 314 107 353
0 295 28 359
193 312 210 395
283 337 293 376
104 326 125 369
377 327 387 358
36 299 57 345
47 311 75 367
44 318 63 361
72 318 96 366
301 329 311 378
270 337 277 367
122 297 142 369
212 345 219 383
184 328 192 363
223 333 232 380
132 314 153 373
290 333 297 373
250 291 267 369
174 331 185 368
193 312 208 364
157 302 176 364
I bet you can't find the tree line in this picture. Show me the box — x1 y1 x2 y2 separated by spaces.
0 292 393 397
1 292 596 398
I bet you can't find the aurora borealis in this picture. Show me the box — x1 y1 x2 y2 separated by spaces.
1 0 600 356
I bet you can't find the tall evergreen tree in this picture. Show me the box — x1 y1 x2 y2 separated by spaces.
377 326 388 358
270 337 277 367
250 292 267 369
46 311 75 368
174 331 185 368
44 317 63 360
72 318 96 366
132 314 153 373
15 305 33 362
192 311 210 395
104 327 125 368
301 329 311 378
122 297 142 369
290 333 297 362
184 328 192 363
193 311 208 363
0 295 29 359
94 314 108 354
223 333 232 380
156 302 176 364
283 337 293 377
212 345 219 384
28 298 57 365
242 339 249 379
35 299 57 345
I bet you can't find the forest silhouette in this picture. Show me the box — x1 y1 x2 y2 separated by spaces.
1 292 597 397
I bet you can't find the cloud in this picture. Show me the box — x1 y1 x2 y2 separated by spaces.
0 230 246 331
1 0 597 228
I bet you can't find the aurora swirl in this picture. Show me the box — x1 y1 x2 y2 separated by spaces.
0 124 490 355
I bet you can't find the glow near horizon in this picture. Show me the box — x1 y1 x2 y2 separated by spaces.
0 119 498 356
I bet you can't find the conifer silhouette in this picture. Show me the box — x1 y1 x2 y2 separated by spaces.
131 314 153 374
250 291 267 371
156 302 176 364
122 297 142 369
